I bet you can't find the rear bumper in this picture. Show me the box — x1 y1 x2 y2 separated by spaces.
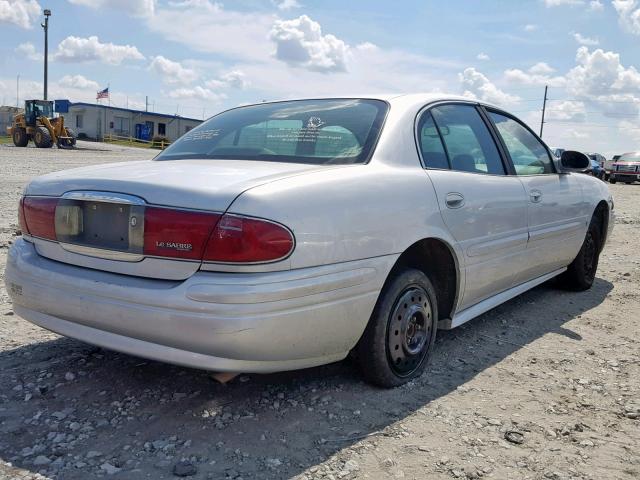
5 238 395 372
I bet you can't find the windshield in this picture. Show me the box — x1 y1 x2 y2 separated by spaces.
157 99 388 165
619 153 640 162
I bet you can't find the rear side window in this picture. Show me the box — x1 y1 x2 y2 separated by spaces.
417 111 449 169
431 105 505 175
488 111 554 175
157 99 388 165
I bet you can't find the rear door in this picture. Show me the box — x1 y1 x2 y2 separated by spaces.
485 109 586 282
417 103 530 311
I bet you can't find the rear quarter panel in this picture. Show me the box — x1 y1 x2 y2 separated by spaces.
227 164 460 271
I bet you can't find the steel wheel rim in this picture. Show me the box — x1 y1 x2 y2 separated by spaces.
387 286 433 377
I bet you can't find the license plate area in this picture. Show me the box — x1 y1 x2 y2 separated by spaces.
55 198 145 257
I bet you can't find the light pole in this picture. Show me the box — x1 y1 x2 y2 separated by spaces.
41 9 51 100
16 74 20 107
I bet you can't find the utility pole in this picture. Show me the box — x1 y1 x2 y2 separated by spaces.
41 9 51 100
539 85 548 138
145 96 148 112
16 74 20 107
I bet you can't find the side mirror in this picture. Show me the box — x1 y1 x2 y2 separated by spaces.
560 150 590 172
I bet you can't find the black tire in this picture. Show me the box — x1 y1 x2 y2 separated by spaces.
609 178 617 184
33 126 53 148
556 219 601 291
67 128 77 146
61 128 77 147
355 268 438 388
12 127 28 147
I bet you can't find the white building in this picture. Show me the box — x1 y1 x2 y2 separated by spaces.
1 106 23 135
54 100 202 142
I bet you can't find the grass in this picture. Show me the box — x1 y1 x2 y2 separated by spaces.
103 138 154 149
0 136 13 145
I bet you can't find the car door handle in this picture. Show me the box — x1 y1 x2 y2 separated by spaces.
530 189 543 203
445 192 465 209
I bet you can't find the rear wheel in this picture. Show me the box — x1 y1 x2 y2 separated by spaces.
355 268 438 388
609 178 617 184
556 219 601 291
12 128 28 147
33 127 53 148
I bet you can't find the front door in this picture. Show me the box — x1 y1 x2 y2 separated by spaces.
418 104 530 311
485 110 586 282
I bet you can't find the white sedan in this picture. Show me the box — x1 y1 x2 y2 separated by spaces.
5 94 614 387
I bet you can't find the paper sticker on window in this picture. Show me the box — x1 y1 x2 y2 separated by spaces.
306 117 325 129
183 129 221 141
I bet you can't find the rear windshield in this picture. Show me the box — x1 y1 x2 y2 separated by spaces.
156 99 388 165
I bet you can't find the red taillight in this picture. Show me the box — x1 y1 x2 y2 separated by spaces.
18 198 29 235
22 197 58 240
203 214 294 263
19 196 294 264
143 207 221 260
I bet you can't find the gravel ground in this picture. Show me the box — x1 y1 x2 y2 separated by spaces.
0 143 638 480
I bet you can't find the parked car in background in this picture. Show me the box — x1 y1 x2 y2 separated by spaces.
609 151 640 184
5 94 615 387
588 158 606 180
603 154 621 181
552 147 566 159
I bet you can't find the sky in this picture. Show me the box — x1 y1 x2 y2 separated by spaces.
1 0 640 157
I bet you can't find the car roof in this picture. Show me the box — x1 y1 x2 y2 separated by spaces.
240 93 503 111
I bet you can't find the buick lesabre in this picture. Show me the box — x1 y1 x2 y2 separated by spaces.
5 95 614 387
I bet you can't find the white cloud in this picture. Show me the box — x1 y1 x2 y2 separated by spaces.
272 0 300 10
524 24 539 31
476 52 490 61
504 62 567 87
567 46 640 95
67 0 155 17
543 0 584 6
613 0 640 34
146 1 275 62
54 35 145 65
589 0 604 10
167 86 226 103
573 32 599 45
0 0 40 28
529 62 555 75
149 56 198 86
204 70 250 91
566 47 640 115
546 100 587 121
459 67 520 106
269 15 350 72
15 41 42 61
58 74 100 90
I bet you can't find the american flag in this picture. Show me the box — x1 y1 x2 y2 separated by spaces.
96 87 109 100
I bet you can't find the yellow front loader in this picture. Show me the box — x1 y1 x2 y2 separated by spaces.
7 100 76 149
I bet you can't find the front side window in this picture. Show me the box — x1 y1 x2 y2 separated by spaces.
157 99 388 165
431 104 505 175
488 111 554 175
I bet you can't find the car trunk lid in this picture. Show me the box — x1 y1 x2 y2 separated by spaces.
23 159 333 279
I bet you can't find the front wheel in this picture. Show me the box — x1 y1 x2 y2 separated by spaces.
355 268 438 388
609 178 617 184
